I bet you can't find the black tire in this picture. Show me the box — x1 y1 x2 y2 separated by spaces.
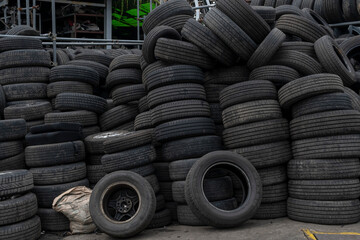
247 28 286 70
0 50 51 69
99 104 138 131
138 96 149 113
185 151 262 228
101 145 156 173
0 153 26 171
205 65 249 85
177 205 204 226
280 41 317 59
222 99 282 128
4 102 52 121
173 176 234 204
249 65 300 89
103 129 153 153
0 119 27 141
112 85 146 105
151 99 211 126
55 93 107 114
344 87 360 112
287 158 360 180
142 0 194 34
302 8 334 37
275 0 292 6
153 163 171 182
134 111 153 131
269 50 322 76
210 103 223 124
252 6 276 25
204 84 228 103
30 162 87 185
44 110 98 126
288 179 360 201
142 26 181 64
275 14 328 42
253 201 287 219
287 198 360 225
275 5 305 19
87 164 106 184
290 110 360 140
264 0 276 6
300 0 314 8
89 171 156 238
342 0 360 21
216 0 270 44
223 118 290 149
25 130 83 147
181 18 236 66
219 80 278 109
262 182 288 203
251 0 265 5
74 53 113 66
106 69 142 90
156 15 192 33
291 92 352 118
0 215 41 240
85 130 131 154
292 0 302 7
322 0 344 23
112 121 134 132
154 38 215 70
231 141 292 169
0 170 33 197
203 8 257 61
47 81 93 98
147 209 172 229
87 154 102 165
315 36 356 87
66 60 109 81
25 140 85 167
258 165 287 186
0 141 23 160
0 192 37 225
109 54 141 72
292 134 360 159
278 74 344 109
6 25 39 36
142 139 194 165
33 178 89 208
169 159 197 181
0 37 43 53
0 67 49 86
155 117 216 143
0 85 5 119
3 83 47 101
144 64 203 91
37 208 69 231
50 65 99 87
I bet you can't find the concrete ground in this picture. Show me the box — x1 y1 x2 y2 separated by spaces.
40 217 360 240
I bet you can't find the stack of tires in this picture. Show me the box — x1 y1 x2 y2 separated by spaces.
278 73 360 224
25 123 89 231
84 130 130 188
101 130 172 228
100 55 143 131
0 37 52 132
47 65 99 110
0 170 41 240
0 119 27 170
219 80 291 219
45 92 108 138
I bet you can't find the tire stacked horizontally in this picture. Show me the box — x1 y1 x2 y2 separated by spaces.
45 92 107 138
0 170 41 240
0 119 27 170
101 54 143 131
278 73 360 224
220 80 291 219
25 123 89 231
0 37 52 132
84 130 130 188
102 129 172 228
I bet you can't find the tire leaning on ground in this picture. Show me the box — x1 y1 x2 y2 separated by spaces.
185 151 262 228
90 171 156 238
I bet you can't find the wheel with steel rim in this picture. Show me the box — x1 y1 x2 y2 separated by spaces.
89 171 156 238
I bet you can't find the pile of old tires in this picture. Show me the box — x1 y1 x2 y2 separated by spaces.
25 123 89 231
0 37 52 132
0 170 41 239
250 0 360 23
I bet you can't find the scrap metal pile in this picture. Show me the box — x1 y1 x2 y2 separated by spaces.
1 0 360 238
